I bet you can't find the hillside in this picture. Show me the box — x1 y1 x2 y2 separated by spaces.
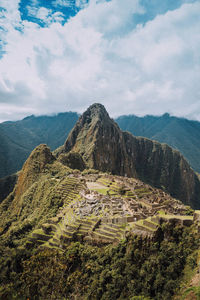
116 113 200 173
57 103 200 209
0 112 78 178
0 142 199 299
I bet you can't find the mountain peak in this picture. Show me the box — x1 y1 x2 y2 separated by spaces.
62 103 112 155
81 103 110 125
85 103 108 114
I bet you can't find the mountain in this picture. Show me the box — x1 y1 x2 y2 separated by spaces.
115 113 200 173
56 103 200 209
1 108 200 181
0 112 78 178
0 105 200 299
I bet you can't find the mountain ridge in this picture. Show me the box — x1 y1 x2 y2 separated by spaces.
1 108 200 180
116 113 200 173
0 112 79 178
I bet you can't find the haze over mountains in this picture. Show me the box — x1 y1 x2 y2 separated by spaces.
0 112 78 178
1 108 200 180
116 113 200 174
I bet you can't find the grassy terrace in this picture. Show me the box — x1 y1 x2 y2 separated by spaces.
28 228 53 246
125 190 135 197
133 218 158 232
97 177 112 186
92 231 117 242
157 213 193 220
92 188 109 195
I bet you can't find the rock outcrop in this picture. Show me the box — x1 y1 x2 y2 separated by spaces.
58 103 200 208
58 152 86 171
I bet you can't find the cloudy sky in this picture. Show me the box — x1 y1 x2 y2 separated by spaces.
0 0 200 122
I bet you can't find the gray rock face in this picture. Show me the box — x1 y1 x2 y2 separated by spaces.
59 103 200 209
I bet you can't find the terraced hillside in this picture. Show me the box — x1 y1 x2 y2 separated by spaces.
26 171 199 249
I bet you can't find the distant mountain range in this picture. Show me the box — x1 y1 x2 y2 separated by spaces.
1 110 200 178
116 113 200 173
0 112 79 178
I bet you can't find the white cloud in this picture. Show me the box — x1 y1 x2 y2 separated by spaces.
0 0 200 121
26 5 64 24
37 7 51 20
76 0 144 37
52 0 74 8
75 0 88 9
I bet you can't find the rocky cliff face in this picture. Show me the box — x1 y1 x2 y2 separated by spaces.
123 132 199 208
58 103 200 208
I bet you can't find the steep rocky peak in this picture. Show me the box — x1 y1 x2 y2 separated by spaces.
63 103 120 155
81 103 110 124
73 103 114 134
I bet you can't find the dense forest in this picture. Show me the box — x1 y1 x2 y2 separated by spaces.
0 222 198 300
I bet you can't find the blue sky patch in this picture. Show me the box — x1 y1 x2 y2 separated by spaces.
19 0 87 26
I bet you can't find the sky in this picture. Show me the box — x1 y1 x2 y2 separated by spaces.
0 0 200 122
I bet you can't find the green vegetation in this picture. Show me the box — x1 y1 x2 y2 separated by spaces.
0 173 18 203
0 148 77 251
82 168 99 175
0 223 198 300
182 286 200 299
94 188 109 195
116 113 200 173
58 151 86 171
1 104 200 300
0 112 78 178
157 213 193 221
59 103 200 209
